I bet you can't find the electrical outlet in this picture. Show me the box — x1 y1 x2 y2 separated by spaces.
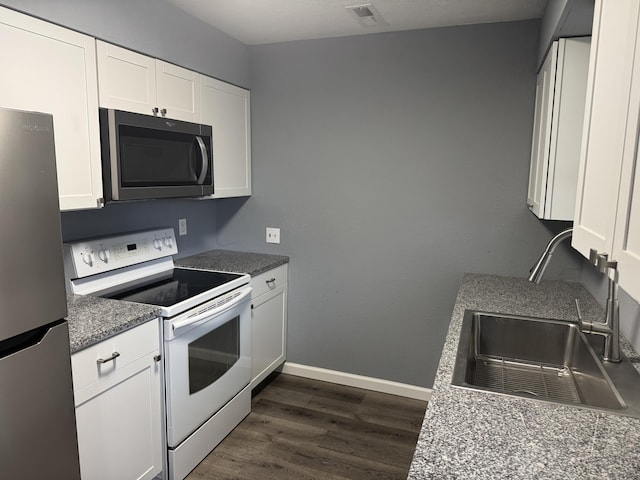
178 218 187 236
266 227 280 244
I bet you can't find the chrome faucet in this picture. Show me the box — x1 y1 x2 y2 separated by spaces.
528 228 621 362
528 228 574 284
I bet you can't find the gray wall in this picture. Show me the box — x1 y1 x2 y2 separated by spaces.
0 0 250 87
0 0 250 253
61 200 218 259
581 264 640 354
214 21 584 388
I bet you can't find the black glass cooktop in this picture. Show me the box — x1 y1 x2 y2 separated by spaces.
103 268 244 307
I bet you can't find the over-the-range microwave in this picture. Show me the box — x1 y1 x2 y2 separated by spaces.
99 108 214 202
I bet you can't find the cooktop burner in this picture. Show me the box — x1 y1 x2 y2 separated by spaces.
103 268 244 308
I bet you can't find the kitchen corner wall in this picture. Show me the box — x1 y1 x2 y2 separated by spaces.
214 20 585 388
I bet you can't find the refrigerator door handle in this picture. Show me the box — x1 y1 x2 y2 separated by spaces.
0 320 63 359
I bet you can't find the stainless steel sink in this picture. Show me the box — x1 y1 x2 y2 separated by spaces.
452 310 640 417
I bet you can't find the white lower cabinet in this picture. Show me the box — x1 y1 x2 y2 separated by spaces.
250 264 288 388
72 321 163 480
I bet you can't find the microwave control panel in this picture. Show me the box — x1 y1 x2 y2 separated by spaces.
63 228 177 279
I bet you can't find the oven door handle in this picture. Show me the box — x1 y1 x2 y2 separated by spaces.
170 285 252 336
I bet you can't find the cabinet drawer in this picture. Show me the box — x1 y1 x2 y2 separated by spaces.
251 264 288 298
71 320 159 393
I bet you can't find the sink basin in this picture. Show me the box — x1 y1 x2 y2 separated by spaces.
452 310 640 417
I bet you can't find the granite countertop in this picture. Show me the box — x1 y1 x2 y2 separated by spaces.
65 250 288 353
66 294 160 354
408 274 640 480
175 249 289 276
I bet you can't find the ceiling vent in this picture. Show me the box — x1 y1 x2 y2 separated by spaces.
345 3 387 27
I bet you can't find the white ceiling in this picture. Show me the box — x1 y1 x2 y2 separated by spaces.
167 0 548 45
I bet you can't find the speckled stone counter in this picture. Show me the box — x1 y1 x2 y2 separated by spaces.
66 294 160 353
408 274 640 480
175 250 289 276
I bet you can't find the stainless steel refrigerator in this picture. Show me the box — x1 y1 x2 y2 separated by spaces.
0 108 81 478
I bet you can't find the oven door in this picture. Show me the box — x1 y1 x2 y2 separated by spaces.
163 285 251 448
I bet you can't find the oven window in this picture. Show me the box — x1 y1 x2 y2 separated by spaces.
188 316 240 395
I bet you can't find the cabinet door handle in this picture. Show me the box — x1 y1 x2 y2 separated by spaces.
160 108 167 117
96 351 120 365
153 354 162 363
266 278 276 285
152 107 159 115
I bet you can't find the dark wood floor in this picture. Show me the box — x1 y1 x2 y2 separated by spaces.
186 373 427 480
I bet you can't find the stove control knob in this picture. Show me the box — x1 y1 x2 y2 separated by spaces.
153 239 162 251
98 249 110 263
163 236 174 248
82 252 94 267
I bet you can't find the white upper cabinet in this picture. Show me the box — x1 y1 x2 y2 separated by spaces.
97 41 200 123
0 7 103 210
573 0 640 300
527 43 556 217
611 7 640 301
96 41 157 115
201 76 252 198
527 37 591 220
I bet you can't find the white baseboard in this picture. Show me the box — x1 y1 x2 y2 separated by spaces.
281 362 432 401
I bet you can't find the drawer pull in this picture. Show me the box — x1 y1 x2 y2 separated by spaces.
96 351 120 365
266 278 276 285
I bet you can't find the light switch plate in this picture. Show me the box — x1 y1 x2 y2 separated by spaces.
266 227 280 244
178 218 187 236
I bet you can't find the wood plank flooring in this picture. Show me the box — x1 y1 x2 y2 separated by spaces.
186 373 427 480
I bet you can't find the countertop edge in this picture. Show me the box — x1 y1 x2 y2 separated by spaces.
175 249 289 277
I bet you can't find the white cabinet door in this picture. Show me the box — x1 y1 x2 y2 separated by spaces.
0 7 102 210
75 355 162 480
250 265 288 388
96 40 157 116
528 38 590 220
251 284 287 387
527 43 556 217
73 321 163 480
572 0 640 259
97 41 200 122
156 60 200 123
201 76 252 198
612 8 640 301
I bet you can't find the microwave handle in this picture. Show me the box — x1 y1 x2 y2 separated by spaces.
195 136 209 185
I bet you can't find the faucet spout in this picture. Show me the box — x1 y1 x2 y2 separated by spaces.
528 227 573 284
532 230 622 364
